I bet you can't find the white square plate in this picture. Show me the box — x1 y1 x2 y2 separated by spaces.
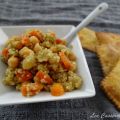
0 25 95 105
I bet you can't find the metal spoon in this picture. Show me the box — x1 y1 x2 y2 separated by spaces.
64 2 108 45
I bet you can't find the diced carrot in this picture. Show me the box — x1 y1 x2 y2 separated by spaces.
2 48 9 58
35 71 53 84
36 71 45 79
59 51 72 70
21 83 43 96
21 36 30 45
29 30 38 37
21 84 27 96
29 30 43 41
55 39 65 45
50 32 56 37
16 69 33 82
43 76 53 85
16 42 23 49
50 83 64 96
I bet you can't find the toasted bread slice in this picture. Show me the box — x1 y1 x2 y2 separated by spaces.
96 32 120 45
78 28 98 52
97 42 120 75
101 59 120 109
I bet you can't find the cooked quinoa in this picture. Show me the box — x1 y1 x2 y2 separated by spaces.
1 29 82 97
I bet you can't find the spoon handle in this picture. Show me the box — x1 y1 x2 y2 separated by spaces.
64 2 108 45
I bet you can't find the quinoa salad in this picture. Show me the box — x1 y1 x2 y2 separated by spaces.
1 29 82 97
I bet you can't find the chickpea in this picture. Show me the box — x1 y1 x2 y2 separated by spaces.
29 36 39 45
68 53 76 61
26 29 44 41
22 55 36 70
8 56 19 68
34 43 42 53
19 47 34 58
74 79 82 89
70 62 77 71
50 46 57 53
11 41 23 50
63 81 74 92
